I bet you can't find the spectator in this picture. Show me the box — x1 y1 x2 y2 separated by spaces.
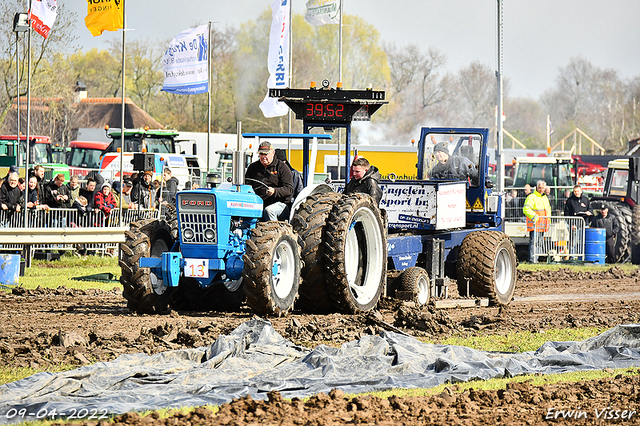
94 182 117 217
343 157 383 205
132 171 156 209
18 177 25 192
26 176 48 210
0 172 22 213
592 206 619 263
523 180 552 263
4 165 19 182
44 173 70 209
79 178 98 211
67 175 81 206
113 179 138 210
72 195 89 218
245 141 293 221
505 189 520 220
274 148 303 203
158 168 179 205
564 184 592 225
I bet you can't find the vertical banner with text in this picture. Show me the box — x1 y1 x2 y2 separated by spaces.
29 0 58 39
161 25 209 95
259 0 290 118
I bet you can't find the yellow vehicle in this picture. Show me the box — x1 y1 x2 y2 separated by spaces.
272 142 421 181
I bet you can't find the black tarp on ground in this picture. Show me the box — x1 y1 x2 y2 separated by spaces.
1 319 640 424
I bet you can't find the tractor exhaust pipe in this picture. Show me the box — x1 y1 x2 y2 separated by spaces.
233 121 245 186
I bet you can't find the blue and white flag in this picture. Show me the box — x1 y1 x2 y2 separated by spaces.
259 0 290 118
161 25 209 95
305 0 340 26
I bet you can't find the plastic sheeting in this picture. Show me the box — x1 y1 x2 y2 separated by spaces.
1 319 640 424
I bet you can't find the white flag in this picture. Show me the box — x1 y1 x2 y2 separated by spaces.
305 0 340 26
259 0 291 118
161 25 209 95
29 0 57 39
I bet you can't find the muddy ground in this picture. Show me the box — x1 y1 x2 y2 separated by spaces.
1 267 640 425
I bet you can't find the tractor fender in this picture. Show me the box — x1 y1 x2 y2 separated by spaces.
288 183 335 222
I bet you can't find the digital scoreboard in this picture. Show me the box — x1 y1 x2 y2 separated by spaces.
269 86 387 124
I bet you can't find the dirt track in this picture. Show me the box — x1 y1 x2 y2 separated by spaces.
1 267 640 425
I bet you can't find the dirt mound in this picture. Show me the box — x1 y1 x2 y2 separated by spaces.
53 373 640 426
518 265 638 282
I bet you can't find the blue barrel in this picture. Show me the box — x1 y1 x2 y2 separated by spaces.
0 254 20 285
585 228 606 264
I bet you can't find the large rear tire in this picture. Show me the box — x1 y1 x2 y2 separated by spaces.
592 201 630 263
324 194 387 313
631 205 640 264
290 191 340 313
456 231 517 306
120 219 177 314
242 222 302 316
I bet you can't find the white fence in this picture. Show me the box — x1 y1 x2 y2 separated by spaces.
531 216 586 262
0 208 159 257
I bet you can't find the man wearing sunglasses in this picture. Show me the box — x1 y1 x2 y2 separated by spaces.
245 141 294 221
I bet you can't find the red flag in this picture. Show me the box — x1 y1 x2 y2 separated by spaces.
29 0 57 39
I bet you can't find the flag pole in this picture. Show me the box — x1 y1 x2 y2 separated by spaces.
287 1 292 159
24 18 32 230
206 21 211 176
118 0 126 226
337 0 343 180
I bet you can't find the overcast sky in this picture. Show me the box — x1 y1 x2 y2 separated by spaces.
64 0 640 99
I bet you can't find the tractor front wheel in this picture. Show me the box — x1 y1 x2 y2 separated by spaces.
242 222 302 316
120 219 178 314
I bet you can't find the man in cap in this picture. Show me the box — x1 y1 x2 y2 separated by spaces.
429 142 478 182
112 179 138 210
245 141 294 221
132 171 156 209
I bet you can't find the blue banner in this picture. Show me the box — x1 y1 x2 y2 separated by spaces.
161 25 209 95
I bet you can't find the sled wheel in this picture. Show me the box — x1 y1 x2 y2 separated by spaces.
456 231 517 306
120 219 177 314
324 194 387 313
243 222 302 316
290 191 341 313
398 267 430 306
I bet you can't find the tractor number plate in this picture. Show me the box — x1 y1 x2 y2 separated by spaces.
184 259 209 278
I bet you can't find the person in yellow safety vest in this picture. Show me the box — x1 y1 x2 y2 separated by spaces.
523 180 552 263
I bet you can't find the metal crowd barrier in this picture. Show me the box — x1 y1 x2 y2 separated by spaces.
0 208 159 257
531 216 586 262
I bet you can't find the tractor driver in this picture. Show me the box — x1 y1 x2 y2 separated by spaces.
429 142 478 183
245 141 294 221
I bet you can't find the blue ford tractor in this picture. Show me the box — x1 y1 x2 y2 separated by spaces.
119 133 333 316
120 84 517 317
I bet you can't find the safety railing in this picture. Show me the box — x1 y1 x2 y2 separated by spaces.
0 208 159 257
531 216 586 262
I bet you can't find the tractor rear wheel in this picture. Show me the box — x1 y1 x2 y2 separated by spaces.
456 231 517 306
324 194 387 313
398 266 430 306
120 219 178 314
592 201 630 263
242 222 302 316
631 205 640 264
290 191 341 313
